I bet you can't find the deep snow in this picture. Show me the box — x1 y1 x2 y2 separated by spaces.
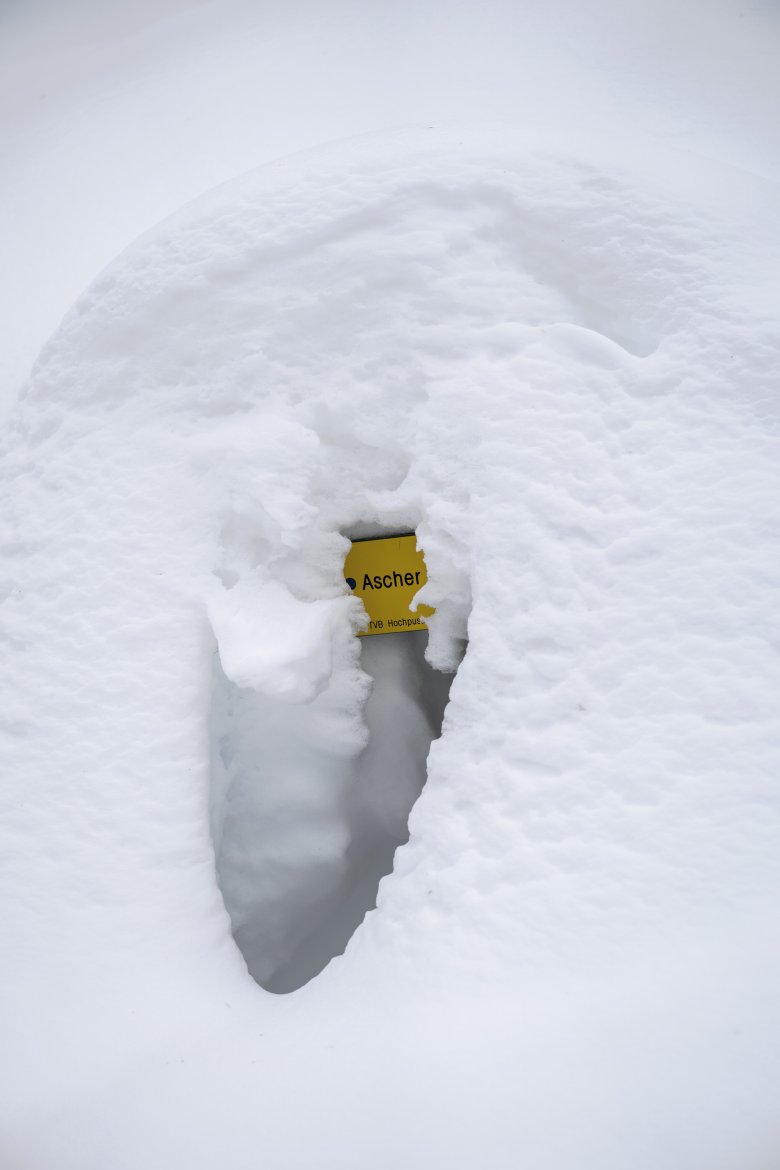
2 4 780 1170
2 125 780 1169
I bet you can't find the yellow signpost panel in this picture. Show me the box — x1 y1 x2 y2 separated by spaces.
344 534 435 636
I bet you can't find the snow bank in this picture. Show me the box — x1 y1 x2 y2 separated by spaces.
1 128 779 1169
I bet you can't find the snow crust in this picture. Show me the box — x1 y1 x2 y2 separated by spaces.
1 124 779 1169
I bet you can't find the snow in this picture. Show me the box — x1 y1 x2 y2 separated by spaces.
2 0 780 412
2 3 780 1169
210 576 348 699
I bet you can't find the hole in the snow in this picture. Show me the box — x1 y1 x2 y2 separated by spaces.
209 538 461 995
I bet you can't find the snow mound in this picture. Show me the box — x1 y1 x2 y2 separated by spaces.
1 128 779 1169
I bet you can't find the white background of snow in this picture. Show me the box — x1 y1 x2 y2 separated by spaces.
1 3 780 1169
2 0 780 413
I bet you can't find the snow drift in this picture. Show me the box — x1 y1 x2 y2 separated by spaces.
1 128 779 1169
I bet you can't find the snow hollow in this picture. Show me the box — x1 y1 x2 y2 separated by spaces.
211 519 458 992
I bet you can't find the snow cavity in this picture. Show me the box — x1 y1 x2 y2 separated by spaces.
196 383 471 991
202 431 467 994
211 621 455 994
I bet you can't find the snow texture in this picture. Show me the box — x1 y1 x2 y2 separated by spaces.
1 120 780 1170
3 0 780 414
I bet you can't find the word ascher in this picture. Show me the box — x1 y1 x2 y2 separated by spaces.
362 569 422 590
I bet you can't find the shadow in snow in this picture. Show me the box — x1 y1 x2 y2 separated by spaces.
211 629 455 994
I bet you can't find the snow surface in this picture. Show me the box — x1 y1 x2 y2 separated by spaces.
2 122 779 1168
2 3 780 1169
3 0 780 413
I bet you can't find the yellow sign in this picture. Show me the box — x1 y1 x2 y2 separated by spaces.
344 534 435 636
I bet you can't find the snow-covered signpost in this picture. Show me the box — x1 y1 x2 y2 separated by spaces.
344 534 434 635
